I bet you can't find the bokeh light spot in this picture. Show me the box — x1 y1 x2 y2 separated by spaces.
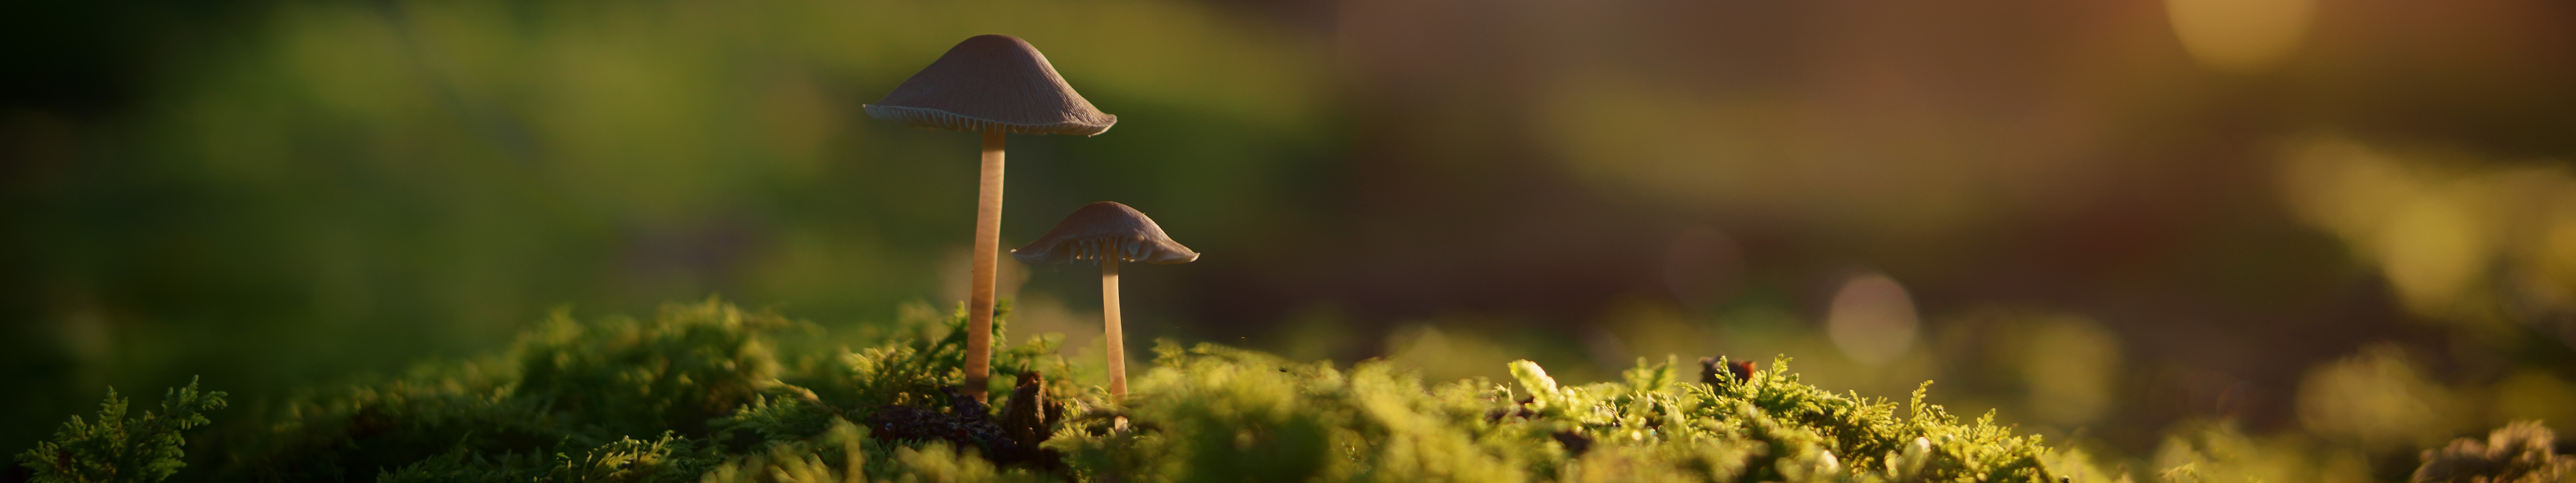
1826 273 1919 366
2377 194 2490 312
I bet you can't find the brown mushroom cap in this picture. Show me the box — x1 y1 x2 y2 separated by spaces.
1013 202 1199 265
864 34 1118 136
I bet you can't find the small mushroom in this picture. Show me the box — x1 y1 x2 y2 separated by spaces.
1013 202 1199 398
867 34 1116 398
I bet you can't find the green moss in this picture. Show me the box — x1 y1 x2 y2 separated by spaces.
22 299 2138 482
2410 421 2573 483
1042 343 2071 483
14 377 228 483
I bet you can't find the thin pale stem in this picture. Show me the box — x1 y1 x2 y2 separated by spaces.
965 130 1004 400
1102 255 1126 399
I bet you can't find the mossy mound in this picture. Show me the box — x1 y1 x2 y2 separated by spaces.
21 300 2113 483
1065 342 2076 483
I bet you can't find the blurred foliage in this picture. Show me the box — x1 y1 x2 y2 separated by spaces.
2150 420 2576 483
2153 422 2376 483
13 378 227 483
2294 344 2466 452
2279 136 2576 343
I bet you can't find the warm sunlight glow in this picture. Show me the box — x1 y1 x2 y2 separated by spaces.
2165 0 2316 72
1827 273 1919 365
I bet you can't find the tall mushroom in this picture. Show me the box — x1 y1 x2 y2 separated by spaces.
867 34 1117 398
1013 202 1199 398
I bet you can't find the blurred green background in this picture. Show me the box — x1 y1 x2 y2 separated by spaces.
5 0 2575 478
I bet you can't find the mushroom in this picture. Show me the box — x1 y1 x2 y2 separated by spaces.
867 34 1117 398
1013 202 1199 398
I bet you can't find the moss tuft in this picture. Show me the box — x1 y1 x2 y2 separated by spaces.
14 377 227 483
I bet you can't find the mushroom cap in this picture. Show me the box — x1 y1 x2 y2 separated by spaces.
1013 202 1199 265
864 34 1118 136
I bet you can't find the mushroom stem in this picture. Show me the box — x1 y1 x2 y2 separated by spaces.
1102 254 1127 399
965 130 1004 400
